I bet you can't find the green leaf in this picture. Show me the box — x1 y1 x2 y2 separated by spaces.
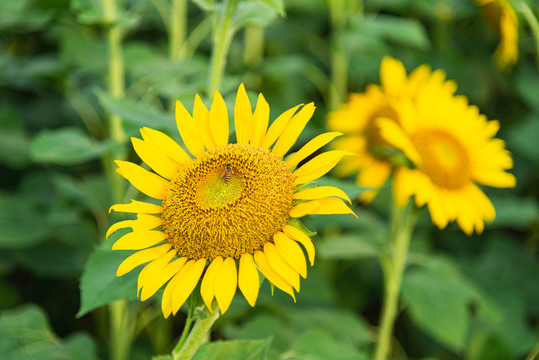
30 127 111 165
0 107 31 168
489 195 539 229
288 329 369 360
506 113 539 162
401 257 474 352
0 0 54 30
192 338 272 360
152 356 173 360
318 234 383 260
232 2 280 29
258 0 285 16
77 236 139 317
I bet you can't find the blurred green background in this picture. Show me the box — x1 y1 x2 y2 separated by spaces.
1 0 538 359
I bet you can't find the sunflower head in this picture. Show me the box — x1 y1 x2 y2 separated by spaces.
108 84 355 317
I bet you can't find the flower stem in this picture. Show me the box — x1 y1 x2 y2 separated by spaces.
207 0 238 96
518 0 539 69
329 0 350 110
172 303 221 360
170 0 188 60
374 201 415 360
243 25 264 67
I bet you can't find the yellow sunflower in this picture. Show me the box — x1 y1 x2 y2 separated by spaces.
377 78 516 235
107 84 355 317
476 0 519 70
328 57 456 202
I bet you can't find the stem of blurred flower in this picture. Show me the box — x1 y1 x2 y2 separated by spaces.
171 0 188 60
102 1 133 359
374 201 415 360
329 0 350 110
518 0 539 69
172 303 221 360
244 25 264 67
207 0 239 96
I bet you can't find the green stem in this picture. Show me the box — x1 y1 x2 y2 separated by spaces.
243 25 264 66
172 304 221 360
518 0 539 69
526 341 539 360
109 300 136 360
374 202 415 360
170 0 188 60
207 0 238 96
329 0 349 110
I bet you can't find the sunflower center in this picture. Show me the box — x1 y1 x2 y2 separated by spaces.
161 144 295 260
365 105 399 159
411 128 471 190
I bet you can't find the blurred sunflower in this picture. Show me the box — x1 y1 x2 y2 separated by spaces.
107 84 355 317
476 0 519 70
378 79 516 235
328 57 456 202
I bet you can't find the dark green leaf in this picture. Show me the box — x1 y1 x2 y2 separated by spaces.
152 356 173 360
288 329 369 360
192 338 272 360
506 113 539 162
489 195 539 229
0 107 31 168
318 234 383 260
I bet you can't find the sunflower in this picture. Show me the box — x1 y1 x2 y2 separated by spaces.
476 0 519 70
328 57 456 202
107 84 355 317
377 77 516 235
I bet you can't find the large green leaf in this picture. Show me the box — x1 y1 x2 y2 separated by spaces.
288 329 369 360
192 338 272 360
232 2 281 29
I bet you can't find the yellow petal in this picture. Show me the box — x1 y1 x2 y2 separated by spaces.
234 83 253 144
380 56 407 95
250 93 270 147
140 258 185 301
140 127 191 165
112 230 167 250
172 259 206 315
307 197 357 218
116 244 172 276
287 132 342 169
378 118 421 165
137 250 176 293
254 250 295 301
282 225 315 266
131 137 179 180
175 100 205 157
272 103 316 157
193 94 216 150
261 104 302 149
273 232 307 278
292 150 352 186
200 256 223 310
214 257 237 314
109 200 162 214
293 186 351 204
209 91 229 147
238 253 259 307
161 259 189 318
264 242 300 292
115 160 169 200
289 200 320 218
106 214 162 239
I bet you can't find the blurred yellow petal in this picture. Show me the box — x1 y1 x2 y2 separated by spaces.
215 257 237 314
264 242 300 291
250 93 270 147
234 83 253 144
287 132 342 169
112 230 167 250
282 225 315 266
131 137 179 180
140 127 191 165
273 232 307 278
272 103 315 157
293 151 352 185
172 259 206 315
115 160 169 200
106 214 162 239
261 104 302 149
116 244 172 276
194 94 216 150
175 100 205 157
293 186 351 204
140 258 185 301
254 250 295 301
209 92 229 147
200 256 223 310
380 56 407 95
377 118 421 165
238 253 259 307
109 200 162 214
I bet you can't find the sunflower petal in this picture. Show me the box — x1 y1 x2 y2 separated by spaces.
307 197 357 218
287 132 342 169
200 256 223 310
109 200 162 214
161 263 187 318
254 250 295 301
194 94 216 150
112 230 167 250
137 250 176 292
115 160 169 200
175 100 205 157
214 257 237 314
293 186 351 204
292 150 352 186
282 225 315 266
209 92 229 147
289 200 320 218
140 258 185 301
273 232 307 278
250 93 270 147
238 253 259 307
106 214 162 239
116 244 172 276
378 118 422 165
140 127 191 165
264 242 300 291
272 103 316 157
131 137 179 180
171 259 206 315
234 83 253 144
261 104 302 149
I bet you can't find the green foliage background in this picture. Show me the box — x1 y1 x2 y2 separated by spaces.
1 0 538 359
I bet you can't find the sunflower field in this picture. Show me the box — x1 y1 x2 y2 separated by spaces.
1 0 539 359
